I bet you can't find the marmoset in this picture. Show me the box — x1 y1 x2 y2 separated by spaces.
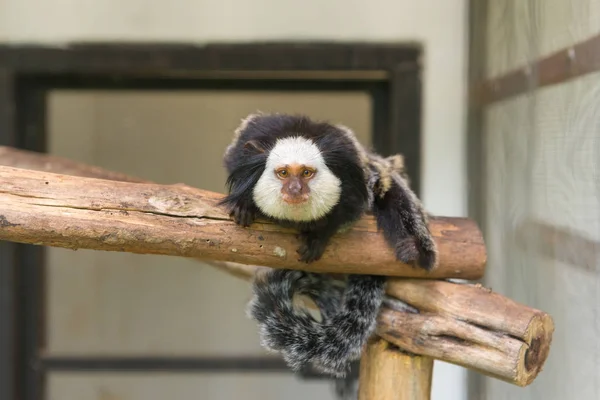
219 112 437 377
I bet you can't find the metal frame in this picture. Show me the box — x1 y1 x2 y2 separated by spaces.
0 42 424 400
0 68 18 400
466 0 489 398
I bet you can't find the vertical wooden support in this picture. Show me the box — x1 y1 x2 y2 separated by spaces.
358 338 433 400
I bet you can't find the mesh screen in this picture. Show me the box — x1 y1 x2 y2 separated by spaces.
485 0 600 78
474 1 600 399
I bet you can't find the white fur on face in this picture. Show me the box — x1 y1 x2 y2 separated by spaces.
253 136 341 222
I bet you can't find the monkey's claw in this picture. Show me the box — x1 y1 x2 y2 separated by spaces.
416 241 437 272
296 233 326 263
230 204 256 227
394 237 437 272
394 237 420 264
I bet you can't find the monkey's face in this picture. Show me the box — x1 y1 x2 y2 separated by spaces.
253 136 342 222
275 164 315 205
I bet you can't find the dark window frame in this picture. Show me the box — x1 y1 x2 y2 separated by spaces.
0 42 423 400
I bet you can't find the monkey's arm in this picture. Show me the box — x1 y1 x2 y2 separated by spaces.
219 154 267 227
218 183 260 227
371 174 438 271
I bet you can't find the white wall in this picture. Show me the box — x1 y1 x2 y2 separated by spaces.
0 1 469 398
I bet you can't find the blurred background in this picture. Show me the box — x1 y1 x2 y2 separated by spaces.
1 0 599 399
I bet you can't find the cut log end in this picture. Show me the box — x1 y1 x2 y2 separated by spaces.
377 279 555 388
517 313 555 387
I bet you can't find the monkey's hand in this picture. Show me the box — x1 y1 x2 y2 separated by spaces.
416 235 438 271
296 231 329 263
394 236 437 272
229 201 257 227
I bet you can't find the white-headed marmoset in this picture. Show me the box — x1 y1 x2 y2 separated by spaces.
219 113 437 377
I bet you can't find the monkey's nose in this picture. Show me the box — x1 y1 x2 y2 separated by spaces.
288 181 302 194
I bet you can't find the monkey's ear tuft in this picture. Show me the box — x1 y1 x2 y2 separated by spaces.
233 112 264 139
244 140 266 154
238 112 264 129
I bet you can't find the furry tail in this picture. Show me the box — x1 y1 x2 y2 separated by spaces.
247 269 386 377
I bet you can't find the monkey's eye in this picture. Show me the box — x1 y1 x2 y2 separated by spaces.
276 169 288 179
302 169 315 178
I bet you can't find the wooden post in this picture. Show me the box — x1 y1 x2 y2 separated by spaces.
359 338 433 400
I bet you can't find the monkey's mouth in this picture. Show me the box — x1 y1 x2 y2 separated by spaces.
282 194 309 205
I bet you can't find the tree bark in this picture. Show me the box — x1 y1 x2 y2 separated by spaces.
358 338 433 400
0 146 554 386
0 164 485 279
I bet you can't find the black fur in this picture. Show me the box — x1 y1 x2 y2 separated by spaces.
248 270 385 376
220 114 368 234
371 170 437 271
219 113 437 377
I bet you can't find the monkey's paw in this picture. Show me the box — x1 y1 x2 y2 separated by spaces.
416 250 437 271
230 203 256 227
395 237 437 272
394 237 420 264
296 233 327 263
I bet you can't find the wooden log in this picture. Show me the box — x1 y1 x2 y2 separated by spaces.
0 146 555 386
358 338 433 400
0 146 268 280
0 164 485 279
0 146 268 281
0 146 487 280
378 279 555 387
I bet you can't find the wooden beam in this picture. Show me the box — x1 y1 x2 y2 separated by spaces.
0 43 420 74
0 164 485 279
472 33 600 106
515 219 600 272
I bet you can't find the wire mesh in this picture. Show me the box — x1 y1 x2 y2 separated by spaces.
473 1 600 399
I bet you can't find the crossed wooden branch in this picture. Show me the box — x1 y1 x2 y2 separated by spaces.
0 146 554 397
